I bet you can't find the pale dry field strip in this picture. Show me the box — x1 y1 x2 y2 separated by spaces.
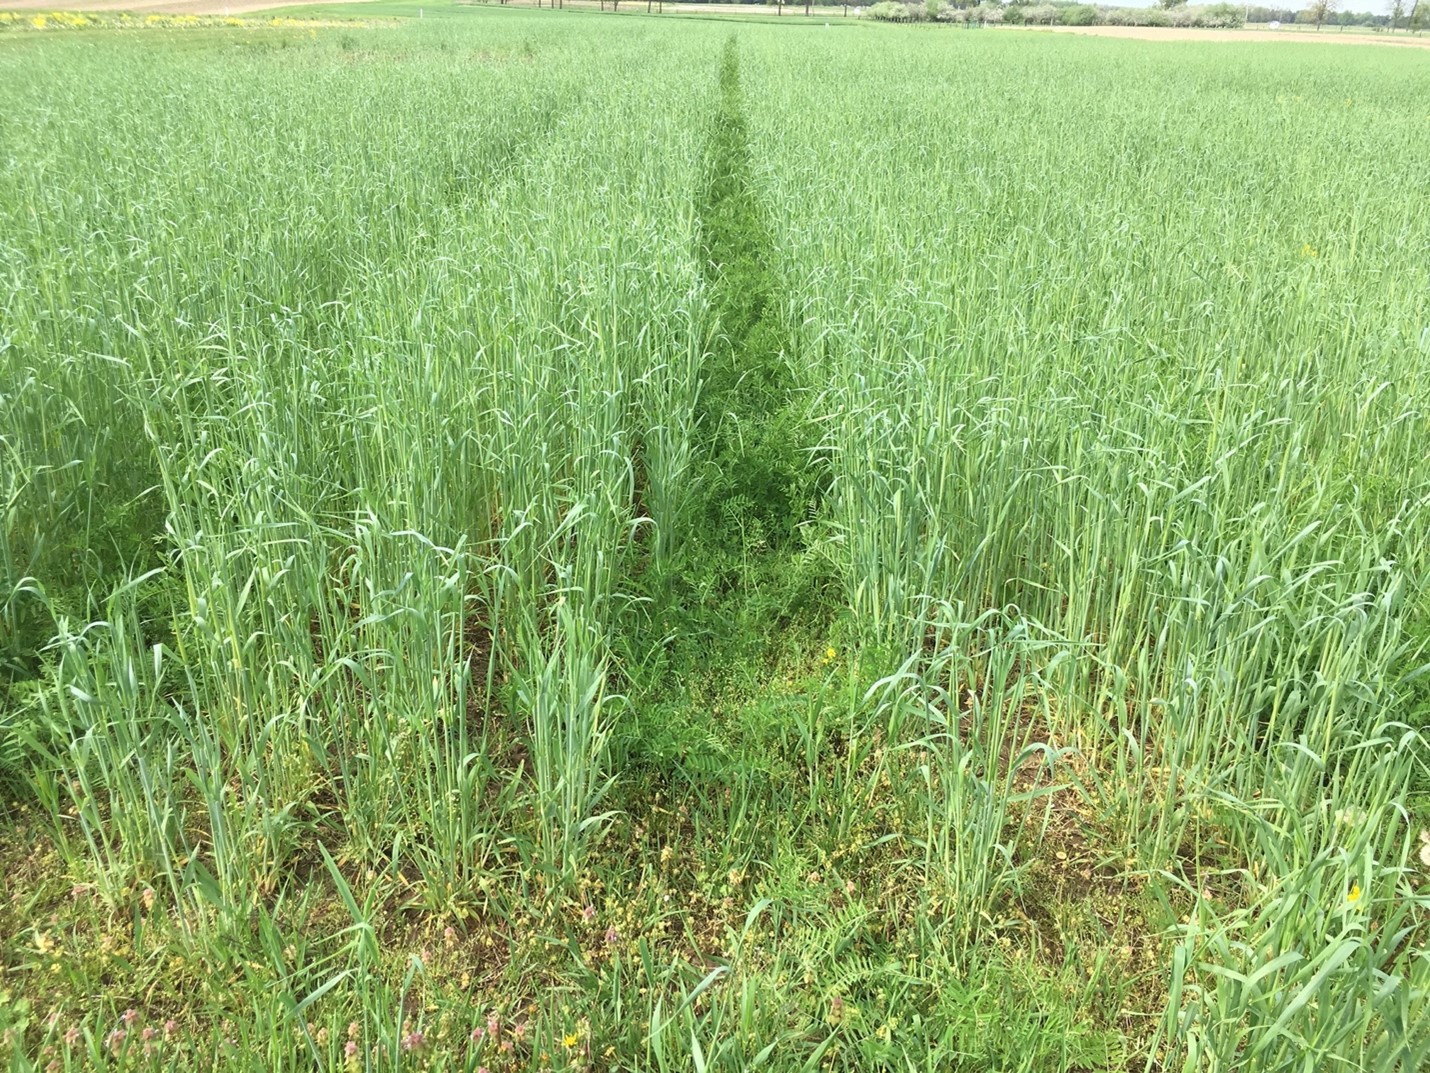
4 0 1430 48
1046 23 1430 47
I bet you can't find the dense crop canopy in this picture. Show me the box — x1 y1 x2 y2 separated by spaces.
1 9 1427 1070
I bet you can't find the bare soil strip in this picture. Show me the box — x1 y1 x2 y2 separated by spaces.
1036 24 1430 49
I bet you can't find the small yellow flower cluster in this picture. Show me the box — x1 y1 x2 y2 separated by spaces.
10 10 100 29
1300 243 1318 259
2 11 224 33
144 13 203 27
1 11 372 34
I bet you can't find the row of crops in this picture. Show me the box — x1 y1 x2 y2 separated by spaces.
2 9 1428 1070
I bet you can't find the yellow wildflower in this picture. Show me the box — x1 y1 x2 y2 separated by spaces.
1346 883 1362 906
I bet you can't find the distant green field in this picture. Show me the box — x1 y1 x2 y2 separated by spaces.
2 8 1428 1071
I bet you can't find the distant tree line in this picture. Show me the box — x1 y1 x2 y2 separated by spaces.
863 1 1243 24
1262 0 1427 28
717 0 1427 32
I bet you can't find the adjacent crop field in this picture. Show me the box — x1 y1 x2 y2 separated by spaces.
2 8 1429 1071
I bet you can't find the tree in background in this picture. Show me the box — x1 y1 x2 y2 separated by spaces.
1246 6 1301 20
1389 0 1405 29
1305 0 1337 26
1160 0 1189 8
